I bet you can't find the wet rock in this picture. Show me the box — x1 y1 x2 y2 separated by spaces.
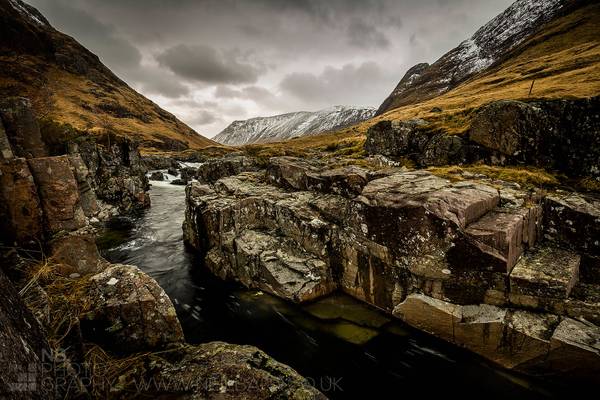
27 156 87 235
393 294 561 370
149 342 326 399
0 269 56 400
83 264 184 352
0 158 43 246
543 193 600 255
170 178 187 185
167 166 179 176
510 246 580 299
545 318 600 380
180 166 196 182
197 155 258 183
142 154 179 170
67 154 99 218
149 171 165 181
0 97 47 158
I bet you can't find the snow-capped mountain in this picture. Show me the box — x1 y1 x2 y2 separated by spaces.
377 0 567 114
214 105 376 145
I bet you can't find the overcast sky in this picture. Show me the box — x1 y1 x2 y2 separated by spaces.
27 0 513 137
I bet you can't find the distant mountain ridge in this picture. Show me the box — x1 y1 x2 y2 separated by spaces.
0 0 215 151
377 0 574 115
214 105 376 145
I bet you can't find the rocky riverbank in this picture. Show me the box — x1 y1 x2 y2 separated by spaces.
182 152 600 383
0 97 324 399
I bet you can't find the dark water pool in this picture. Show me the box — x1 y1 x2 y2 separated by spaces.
97 180 568 399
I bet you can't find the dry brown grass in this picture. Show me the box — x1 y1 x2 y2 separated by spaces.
427 165 561 188
0 57 216 151
20 260 93 349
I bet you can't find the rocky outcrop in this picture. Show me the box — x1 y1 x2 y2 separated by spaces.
366 97 600 177
69 133 150 213
184 158 600 380
148 342 326 400
393 293 600 378
196 155 258 183
0 268 56 400
0 97 47 158
0 158 43 247
83 264 184 353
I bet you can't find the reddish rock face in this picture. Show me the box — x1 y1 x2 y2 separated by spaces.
49 230 104 275
0 158 43 246
0 97 47 158
27 156 87 235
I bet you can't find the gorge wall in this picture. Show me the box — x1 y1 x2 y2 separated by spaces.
183 154 600 383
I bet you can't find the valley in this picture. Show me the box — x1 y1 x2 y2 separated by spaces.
1 0 599 399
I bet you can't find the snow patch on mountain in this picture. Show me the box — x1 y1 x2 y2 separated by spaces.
214 105 376 145
9 0 48 26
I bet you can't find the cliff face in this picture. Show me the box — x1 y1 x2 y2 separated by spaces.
376 0 577 115
0 0 215 151
214 106 376 146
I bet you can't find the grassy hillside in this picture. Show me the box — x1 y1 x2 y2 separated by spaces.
0 0 216 151
250 2 599 156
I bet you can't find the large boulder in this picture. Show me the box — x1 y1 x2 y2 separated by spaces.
364 119 429 158
0 97 47 159
141 342 326 399
83 264 184 352
0 269 56 400
468 97 600 176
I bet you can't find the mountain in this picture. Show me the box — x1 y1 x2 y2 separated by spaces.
377 0 579 115
214 105 376 145
0 0 215 151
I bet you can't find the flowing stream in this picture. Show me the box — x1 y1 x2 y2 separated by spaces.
97 176 565 399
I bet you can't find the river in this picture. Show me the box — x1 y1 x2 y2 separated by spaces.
97 177 562 399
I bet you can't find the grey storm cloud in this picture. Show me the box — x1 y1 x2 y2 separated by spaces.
347 19 390 49
26 0 515 135
279 62 396 107
156 45 264 84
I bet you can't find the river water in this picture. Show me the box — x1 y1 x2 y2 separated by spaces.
97 178 564 399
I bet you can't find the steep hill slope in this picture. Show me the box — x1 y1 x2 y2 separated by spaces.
214 106 376 145
248 0 599 159
376 0 584 115
0 0 215 151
